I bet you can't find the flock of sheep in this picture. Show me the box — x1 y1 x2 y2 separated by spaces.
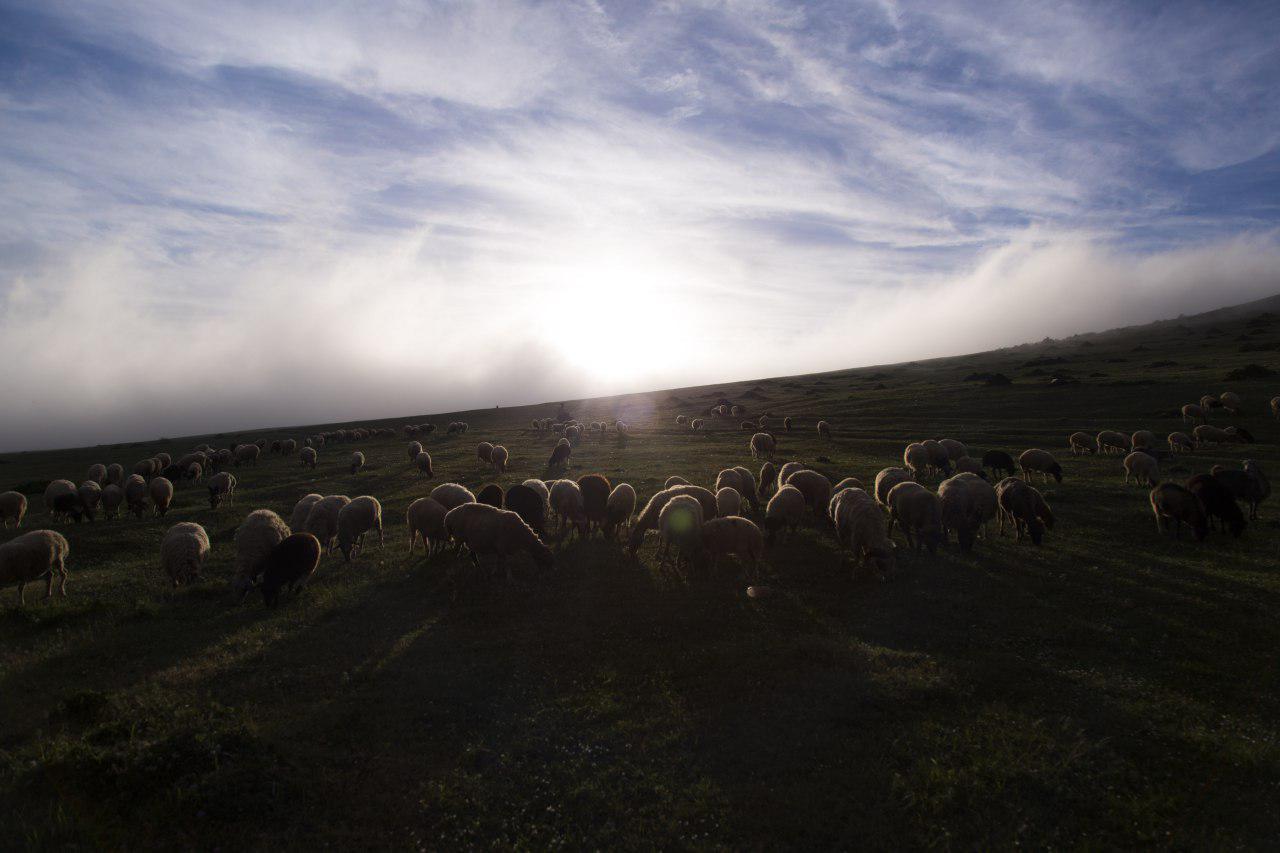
0 387 1274 606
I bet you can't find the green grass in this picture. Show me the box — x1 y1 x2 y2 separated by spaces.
2 297 1280 848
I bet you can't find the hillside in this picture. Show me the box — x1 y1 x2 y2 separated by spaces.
1 296 1279 848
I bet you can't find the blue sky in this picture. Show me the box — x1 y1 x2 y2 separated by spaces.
1 0 1279 449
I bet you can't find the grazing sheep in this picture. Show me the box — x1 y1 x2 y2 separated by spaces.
430 483 476 512
1181 403 1205 425
548 439 572 470
886 482 944 553
1201 394 1221 411
259 533 323 607
874 467 914 506
776 461 808 488
938 473 998 553
675 415 688 426
731 466 761 510
407 450 433 478
77 481 102 521
750 432 776 460
232 509 291 596
1131 430 1156 450
1167 432 1195 454
149 477 175 517
763 485 806 544
981 450 1017 479
123 475 149 518
205 472 235 510
304 495 352 553
156 452 172 468
1212 462 1270 520
444 503 554 576
627 485 718 553
701 516 763 574
953 456 984 477
336 496 384 561
549 479 589 541
829 478 864 503
407 441 423 463
758 462 778 497
1018 449 1063 484
1096 430 1131 455
160 522 210 586
1123 452 1159 487
1149 483 1208 541
477 442 494 463
133 458 157 480
0 530 70 603
105 463 124 487
996 478 1054 545
690 418 704 430
288 494 324 530
299 447 318 469
831 488 895 579
716 487 742 518
657 494 704 571
921 440 952 476
577 474 611 534
1 491 29 528
1224 425 1255 444
44 480 82 523
1068 432 1095 454
486 445 508 473
407 497 450 557
349 451 365 474
1193 425 1232 446
101 485 124 520
604 483 637 540
817 420 832 439
903 443 930 480
281 439 298 456
234 443 261 466
938 439 967 461
476 483 504 507
663 476 690 489
1186 474 1245 537
86 463 107 485
784 469 832 517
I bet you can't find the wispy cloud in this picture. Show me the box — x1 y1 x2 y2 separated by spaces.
1 0 1278 449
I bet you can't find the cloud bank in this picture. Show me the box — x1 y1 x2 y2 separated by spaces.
1 1 1279 450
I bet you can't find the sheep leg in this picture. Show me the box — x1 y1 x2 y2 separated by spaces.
17 582 25 605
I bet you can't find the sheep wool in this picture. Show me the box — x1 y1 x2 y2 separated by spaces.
0 529 70 603
160 522 210 586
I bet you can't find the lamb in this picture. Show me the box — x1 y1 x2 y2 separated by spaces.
476 483 504 507
831 488 896 578
0 491 28 528
414 450 435 478
491 445 509 473
763 485 806 544
477 442 494 463
657 494 703 571
349 451 365 474
232 509 291 596
549 479 588 541
1167 432 1195 454
817 420 832 439
1131 430 1156 450
886 482 944 553
288 494 324 530
149 477 175 517
716 487 742 518
101 485 124 519
1181 403 1205 425
953 456 984 477
700 516 763 574
750 432 776 460
430 483 476 512
627 485 718 553
784 469 832 517
995 478 1054 545
443 502 554 575
903 443 931 480
578 474 611 534
86 463 107 485
44 480 83 523
1018 449 1063 484
665 476 691 488
160 522 210 586
234 443 261 466
124 475 149 518
1068 432 1095 454
1123 451 1159 487
1212 462 1270 520
1149 483 1208 541
982 450 1017 479
407 441 423 463
548 439 572 470
1096 430 1131 454
938 473 998 553
938 439 967 461
874 467 914 506
105 463 124 486
300 447 318 469
407 497 451 556
336 496 384 561
1186 474 1245 537
603 483 637 540
1193 425 1232 446
259 533 323 606
0 529 70 603
758 462 778 497
304 495 351 553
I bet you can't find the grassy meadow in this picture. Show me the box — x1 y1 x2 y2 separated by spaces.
3 297 1280 849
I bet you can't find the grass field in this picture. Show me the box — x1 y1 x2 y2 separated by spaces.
3 297 1280 849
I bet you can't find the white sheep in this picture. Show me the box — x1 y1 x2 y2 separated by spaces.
874 467 913 506
407 497 449 557
1131 430 1156 450
830 488 895 579
903 443 930 480
124 475 149 518
477 442 494 463
604 483 637 540
304 495 352 553
443 502 553 575
1018 449 1063 484
1068 432 1095 455
1095 430 1131 454
716 487 742 518
349 451 365 474
149 477 175 517
938 439 967 461
749 432 776 460
700 516 763 574
430 483 476 512
86 463 107 485
1181 403 1205 425
491 445 509 473
1167 432 1194 453
1 491 28 528
77 481 102 520
817 420 832 439
288 494 324 530
938 473 997 552
160 522 210 586
101 485 124 520
300 446 318 469
232 509 291 596
0 529 70 603
207 471 236 509
549 479 588 541
886 481 944 553
234 444 261 466
1123 451 1159 487
44 479 82 523
764 485 806 544
407 441 423 463
657 494 703 571
336 496 383 561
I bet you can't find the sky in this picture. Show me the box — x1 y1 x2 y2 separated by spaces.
1 0 1279 451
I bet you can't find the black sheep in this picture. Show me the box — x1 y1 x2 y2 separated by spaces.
261 533 322 607
1187 474 1246 537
